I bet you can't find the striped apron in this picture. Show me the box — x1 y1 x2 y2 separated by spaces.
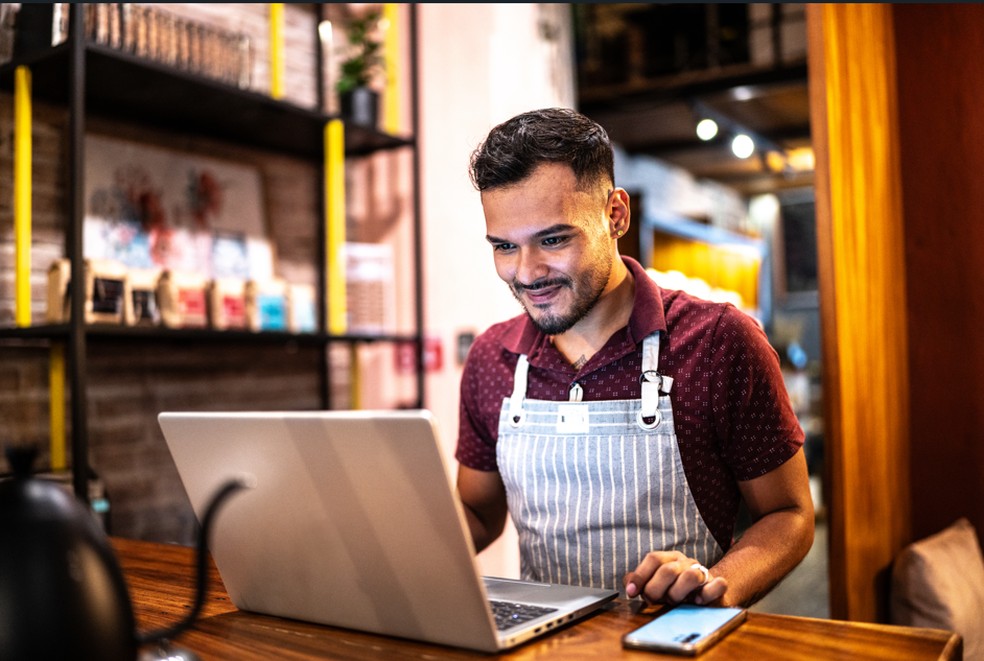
496 332 723 590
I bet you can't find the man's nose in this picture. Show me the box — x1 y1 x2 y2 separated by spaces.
513 248 547 286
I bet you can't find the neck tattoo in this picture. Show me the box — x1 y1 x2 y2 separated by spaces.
572 355 588 370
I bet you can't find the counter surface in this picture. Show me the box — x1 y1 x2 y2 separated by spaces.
114 537 962 660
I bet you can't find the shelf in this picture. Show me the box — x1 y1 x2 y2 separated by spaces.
0 43 413 159
0 324 419 346
643 212 765 252
0 5 424 509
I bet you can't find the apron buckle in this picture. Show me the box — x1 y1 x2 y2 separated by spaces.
636 409 661 429
640 370 673 394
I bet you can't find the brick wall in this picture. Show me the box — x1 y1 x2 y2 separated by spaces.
85 338 323 543
0 3 417 545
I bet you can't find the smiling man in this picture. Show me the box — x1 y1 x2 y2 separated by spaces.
455 107 815 608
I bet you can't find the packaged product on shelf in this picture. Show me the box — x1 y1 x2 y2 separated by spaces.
157 270 209 329
85 258 129 325
245 279 288 332
345 242 395 333
124 267 162 327
208 278 248 331
46 258 71 323
48 261 170 327
287 283 317 334
47 258 129 324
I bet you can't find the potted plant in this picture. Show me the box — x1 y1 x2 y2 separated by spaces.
335 9 384 128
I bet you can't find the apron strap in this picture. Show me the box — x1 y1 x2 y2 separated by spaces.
507 355 530 426
638 332 673 429
510 335 674 430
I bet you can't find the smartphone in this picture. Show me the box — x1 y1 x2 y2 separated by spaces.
622 604 747 655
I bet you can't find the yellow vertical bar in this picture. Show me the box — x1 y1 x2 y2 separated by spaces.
325 119 347 334
49 344 67 471
14 66 33 328
269 3 285 99
382 3 401 134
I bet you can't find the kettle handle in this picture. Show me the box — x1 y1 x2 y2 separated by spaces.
137 477 251 646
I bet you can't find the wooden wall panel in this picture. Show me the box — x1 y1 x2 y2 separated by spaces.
893 5 984 547
807 4 910 623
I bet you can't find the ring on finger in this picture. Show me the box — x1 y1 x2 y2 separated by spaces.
689 562 710 585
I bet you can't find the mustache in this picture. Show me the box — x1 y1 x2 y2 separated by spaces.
512 277 571 293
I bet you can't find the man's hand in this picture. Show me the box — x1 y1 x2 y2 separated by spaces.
624 449 815 608
623 550 728 606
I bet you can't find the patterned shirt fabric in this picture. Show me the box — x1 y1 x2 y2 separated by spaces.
455 256 804 551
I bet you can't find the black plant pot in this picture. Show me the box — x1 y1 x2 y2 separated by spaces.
339 87 380 129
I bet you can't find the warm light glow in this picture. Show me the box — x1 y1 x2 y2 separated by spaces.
786 146 816 172
765 150 786 172
318 20 333 46
748 193 781 233
731 133 755 159
696 118 719 141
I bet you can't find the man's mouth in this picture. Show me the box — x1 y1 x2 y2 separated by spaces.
515 278 569 307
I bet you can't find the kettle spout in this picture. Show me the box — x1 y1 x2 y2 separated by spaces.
137 477 251 646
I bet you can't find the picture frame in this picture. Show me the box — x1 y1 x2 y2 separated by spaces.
83 134 273 283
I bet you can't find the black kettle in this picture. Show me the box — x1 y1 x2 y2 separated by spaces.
0 442 247 660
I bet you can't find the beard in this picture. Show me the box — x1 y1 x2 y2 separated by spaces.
511 254 613 335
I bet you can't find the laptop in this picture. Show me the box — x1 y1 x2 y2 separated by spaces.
158 409 618 652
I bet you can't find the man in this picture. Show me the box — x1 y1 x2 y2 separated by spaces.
455 107 814 608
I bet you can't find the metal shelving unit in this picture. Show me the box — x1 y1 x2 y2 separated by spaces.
0 5 425 502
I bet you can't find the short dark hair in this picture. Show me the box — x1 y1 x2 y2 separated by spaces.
468 107 615 192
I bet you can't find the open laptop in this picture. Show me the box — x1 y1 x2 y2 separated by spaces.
158 409 618 652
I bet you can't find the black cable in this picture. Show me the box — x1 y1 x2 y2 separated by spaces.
137 477 250 646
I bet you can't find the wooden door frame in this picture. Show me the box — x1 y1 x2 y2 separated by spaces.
806 3 911 623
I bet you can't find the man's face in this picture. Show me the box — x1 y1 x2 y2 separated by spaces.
482 163 616 335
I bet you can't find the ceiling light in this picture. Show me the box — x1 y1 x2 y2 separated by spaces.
731 133 754 159
695 118 718 141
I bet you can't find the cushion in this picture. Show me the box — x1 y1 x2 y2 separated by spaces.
890 517 984 660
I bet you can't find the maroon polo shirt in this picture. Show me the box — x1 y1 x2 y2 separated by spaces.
455 256 804 552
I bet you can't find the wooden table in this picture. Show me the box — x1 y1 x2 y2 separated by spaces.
114 538 962 660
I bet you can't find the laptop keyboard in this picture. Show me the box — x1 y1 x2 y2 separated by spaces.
489 600 558 631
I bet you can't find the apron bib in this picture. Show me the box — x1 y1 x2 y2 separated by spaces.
496 332 723 590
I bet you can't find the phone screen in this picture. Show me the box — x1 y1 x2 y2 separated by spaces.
622 605 747 655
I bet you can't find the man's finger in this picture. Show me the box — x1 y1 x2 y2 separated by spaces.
664 562 711 603
623 551 687 598
694 577 728 605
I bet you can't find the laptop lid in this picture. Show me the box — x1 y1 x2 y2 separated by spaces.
158 409 617 652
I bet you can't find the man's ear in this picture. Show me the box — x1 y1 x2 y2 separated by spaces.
609 188 631 238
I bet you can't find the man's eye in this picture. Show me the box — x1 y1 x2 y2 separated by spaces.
493 243 515 252
542 236 568 247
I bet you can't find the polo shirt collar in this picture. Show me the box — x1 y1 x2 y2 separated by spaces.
500 255 667 357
